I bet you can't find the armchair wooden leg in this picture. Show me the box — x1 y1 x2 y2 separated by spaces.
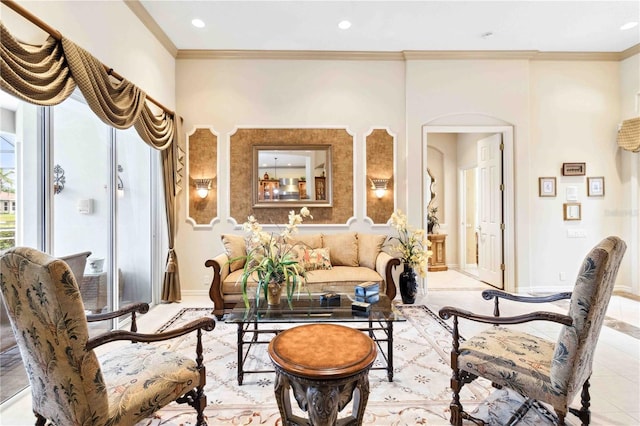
449 369 464 426
555 409 567 425
34 412 46 426
569 378 591 426
193 386 208 426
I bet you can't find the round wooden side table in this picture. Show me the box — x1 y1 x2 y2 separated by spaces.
268 323 377 426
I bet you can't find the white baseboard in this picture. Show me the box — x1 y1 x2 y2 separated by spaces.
180 289 210 297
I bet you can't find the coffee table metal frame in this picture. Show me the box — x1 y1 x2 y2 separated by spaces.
224 293 405 385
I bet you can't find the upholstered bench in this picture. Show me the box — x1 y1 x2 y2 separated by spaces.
206 231 400 318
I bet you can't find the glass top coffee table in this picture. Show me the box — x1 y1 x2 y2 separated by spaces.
225 293 406 385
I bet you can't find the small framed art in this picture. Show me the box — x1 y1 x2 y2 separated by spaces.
538 177 556 197
562 162 586 176
587 176 604 197
563 203 581 221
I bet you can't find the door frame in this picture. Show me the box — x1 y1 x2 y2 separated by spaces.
458 166 478 275
423 125 515 293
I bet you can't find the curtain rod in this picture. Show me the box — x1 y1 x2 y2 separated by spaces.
1 0 175 117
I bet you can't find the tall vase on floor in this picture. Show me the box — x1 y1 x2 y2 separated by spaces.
399 263 417 304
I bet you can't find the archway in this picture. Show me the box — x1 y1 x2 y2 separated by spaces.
423 118 515 293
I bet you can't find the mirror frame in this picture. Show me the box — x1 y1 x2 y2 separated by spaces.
252 145 333 208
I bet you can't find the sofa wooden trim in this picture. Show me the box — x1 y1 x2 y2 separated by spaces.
206 253 400 319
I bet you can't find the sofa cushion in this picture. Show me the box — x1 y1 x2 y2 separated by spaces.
297 247 332 271
222 266 383 296
222 234 246 272
358 234 386 269
289 234 323 249
322 232 359 266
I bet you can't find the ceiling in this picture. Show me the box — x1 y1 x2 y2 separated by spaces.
138 0 640 53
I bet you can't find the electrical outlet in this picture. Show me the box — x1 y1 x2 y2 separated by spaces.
567 229 587 238
202 274 210 286
559 272 566 281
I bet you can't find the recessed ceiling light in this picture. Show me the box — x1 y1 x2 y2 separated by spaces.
620 21 638 31
338 20 352 30
191 18 205 28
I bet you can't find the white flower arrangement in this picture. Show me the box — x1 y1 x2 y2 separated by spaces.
386 209 432 277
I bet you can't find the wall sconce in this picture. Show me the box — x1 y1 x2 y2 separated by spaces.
370 178 389 199
194 178 212 199
53 164 65 194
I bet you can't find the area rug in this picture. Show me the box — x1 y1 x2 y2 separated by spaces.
138 305 561 426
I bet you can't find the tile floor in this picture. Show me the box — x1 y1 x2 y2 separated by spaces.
1 269 639 425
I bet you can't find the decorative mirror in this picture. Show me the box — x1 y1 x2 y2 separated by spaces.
252 145 332 207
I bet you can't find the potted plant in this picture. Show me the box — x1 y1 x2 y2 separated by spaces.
427 206 439 234
233 207 312 308
386 209 432 304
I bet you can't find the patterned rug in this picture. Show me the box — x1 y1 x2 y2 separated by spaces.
137 305 560 426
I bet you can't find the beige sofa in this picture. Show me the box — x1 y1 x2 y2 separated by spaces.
206 231 400 317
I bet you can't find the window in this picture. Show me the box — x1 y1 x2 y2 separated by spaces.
0 89 164 402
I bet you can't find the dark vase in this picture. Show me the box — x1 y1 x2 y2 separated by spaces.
399 263 418 304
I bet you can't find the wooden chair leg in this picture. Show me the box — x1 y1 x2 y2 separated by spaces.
34 412 46 426
569 378 591 426
449 367 464 426
555 409 567 425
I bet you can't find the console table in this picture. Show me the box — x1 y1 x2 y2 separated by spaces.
427 233 448 272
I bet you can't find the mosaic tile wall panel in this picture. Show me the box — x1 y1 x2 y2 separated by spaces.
230 128 353 224
188 128 217 225
366 129 394 224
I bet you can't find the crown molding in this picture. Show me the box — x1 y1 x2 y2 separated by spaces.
125 0 177 57
620 43 640 60
532 51 623 61
402 50 539 60
177 49 636 62
177 50 404 61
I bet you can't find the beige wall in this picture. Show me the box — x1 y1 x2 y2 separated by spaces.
407 59 532 289
5 0 637 297
175 56 634 295
175 59 406 292
619 54 640 295
529 60 624 291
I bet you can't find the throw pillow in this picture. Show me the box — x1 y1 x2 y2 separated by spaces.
221 234 246 272
289 233 323 249
358 234 386 269
322 232 359 267
298 247 332 271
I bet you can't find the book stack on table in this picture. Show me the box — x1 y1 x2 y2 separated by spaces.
354 281 380 304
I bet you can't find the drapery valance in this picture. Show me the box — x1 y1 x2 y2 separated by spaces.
617 117 640 152
0 21 181 302
0 23 76 105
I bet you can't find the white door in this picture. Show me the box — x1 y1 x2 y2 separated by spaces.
477 134 503 288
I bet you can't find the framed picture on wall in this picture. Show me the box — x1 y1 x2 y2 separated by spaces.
587 176 605 197
538 177 556 197
563 202 582 221
562 162 586 176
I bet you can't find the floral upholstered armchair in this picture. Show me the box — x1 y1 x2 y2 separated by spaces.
0 247 216 426
439 236 626 426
